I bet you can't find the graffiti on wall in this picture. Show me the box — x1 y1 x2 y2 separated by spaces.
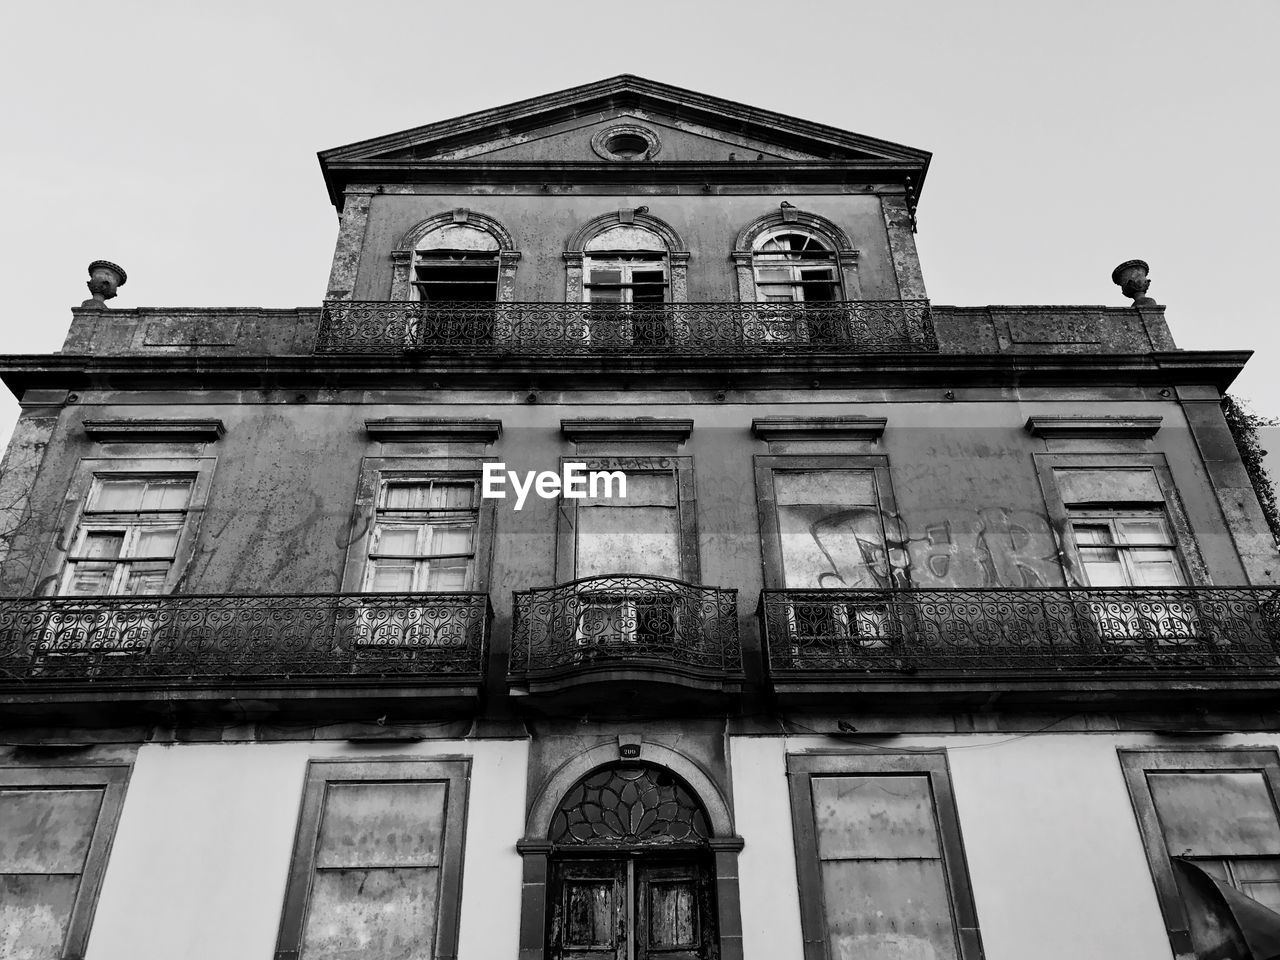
781 504 1063 590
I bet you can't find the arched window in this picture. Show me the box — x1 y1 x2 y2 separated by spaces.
390 210 519 304
412 223 500 302
583 223 670 306
752 229 841 303
732 209 860 306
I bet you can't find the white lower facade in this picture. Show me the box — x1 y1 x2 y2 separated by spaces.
35 730 1280 959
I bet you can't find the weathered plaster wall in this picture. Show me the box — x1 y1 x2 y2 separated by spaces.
0 401 60 593
10 389 1264 609
84 737 528 960
353 193 900 302
28 728 1280 960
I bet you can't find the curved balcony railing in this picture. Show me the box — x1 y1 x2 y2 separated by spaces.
759 587 1280 677
510 575 741 682
0 593 490 687
315 300 936 355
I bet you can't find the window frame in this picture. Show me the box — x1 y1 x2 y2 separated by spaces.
0 763 131 960
553 456 699 584
1068 507 1186 588
751 229 843 303
1120 748 1280 959
274 757 472 960
390 210 520 304
39 457 217 598
753 455 905 591
1033 453 1210 587
59 475 196 597
411 249 501 304
582 252 670 304
786 751 984 960
342 458 496 595
361 477 482 593
731 211 861 303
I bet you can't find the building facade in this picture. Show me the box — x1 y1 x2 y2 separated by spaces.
2 76 1279 960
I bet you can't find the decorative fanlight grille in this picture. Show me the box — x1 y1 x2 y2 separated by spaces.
550 763 711 846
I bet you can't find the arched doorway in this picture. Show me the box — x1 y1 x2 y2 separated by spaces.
545 762 719 960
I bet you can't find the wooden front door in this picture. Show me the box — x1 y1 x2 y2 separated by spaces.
549 854 716 960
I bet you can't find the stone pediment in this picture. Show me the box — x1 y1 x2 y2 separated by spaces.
319 75 929 168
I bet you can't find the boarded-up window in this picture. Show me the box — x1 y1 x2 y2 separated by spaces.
0 767 129 960
1054 468 1164 505
1149 770 1280 911
788 754 983 960
774 470 886 589
1121 750 1280 960
276 760 470 960
577 472 680 579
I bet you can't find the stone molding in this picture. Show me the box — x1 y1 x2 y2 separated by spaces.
1025 416 1163 439
82 418 226 443
560 418 693 443
364 418 502 443
751 416 886 441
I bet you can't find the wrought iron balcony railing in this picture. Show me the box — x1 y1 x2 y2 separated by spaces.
510 575 741 682
760 587 1280 677
0 592 490 687
315 300 936 355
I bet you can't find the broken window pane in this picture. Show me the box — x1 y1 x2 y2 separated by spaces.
81 532 124 560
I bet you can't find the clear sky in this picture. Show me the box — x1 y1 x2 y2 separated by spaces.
1 0 1278 458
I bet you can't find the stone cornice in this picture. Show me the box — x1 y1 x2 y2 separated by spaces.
322 161 926 207
751 417 887 441
365 417 502 443
82 418 226 443
0 351 1251 399
1025 416 1163 439
561 418 693 443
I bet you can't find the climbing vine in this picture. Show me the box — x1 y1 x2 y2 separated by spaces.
1222 394 1280 547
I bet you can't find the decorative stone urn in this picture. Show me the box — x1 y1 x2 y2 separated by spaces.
1112 259 1155 306
82 260 127 309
